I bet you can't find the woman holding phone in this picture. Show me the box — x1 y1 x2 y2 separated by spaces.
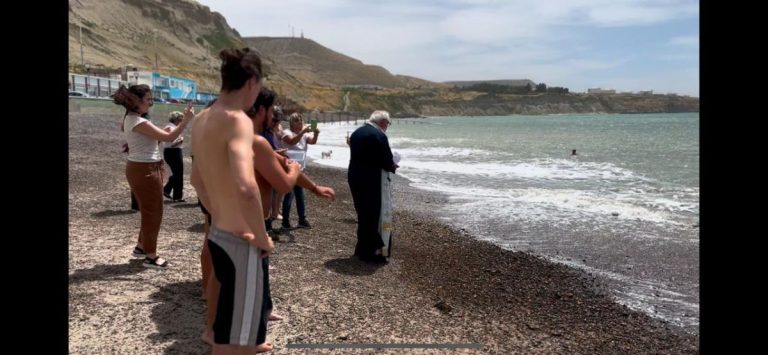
279 112 319 229
113 85 193 268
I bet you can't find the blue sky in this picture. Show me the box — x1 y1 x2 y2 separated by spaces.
196 0 699 97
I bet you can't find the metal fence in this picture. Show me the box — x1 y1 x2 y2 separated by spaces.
69 74 127 98
69 97 429 125
302 111 428 125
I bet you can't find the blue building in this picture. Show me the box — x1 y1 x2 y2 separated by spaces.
133 71 197 101
195 91 219 105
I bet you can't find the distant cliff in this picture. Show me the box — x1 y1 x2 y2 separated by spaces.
344 90 699 116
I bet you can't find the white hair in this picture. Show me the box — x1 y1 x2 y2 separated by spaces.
168 111 184 123
368 110 390 124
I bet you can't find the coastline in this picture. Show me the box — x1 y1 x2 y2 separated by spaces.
68 110 698 353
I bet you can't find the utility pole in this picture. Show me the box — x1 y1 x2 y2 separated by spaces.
79 24 84 67
153 29 159 72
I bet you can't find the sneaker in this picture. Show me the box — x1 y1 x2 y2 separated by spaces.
143 256 169 269
163 192 172 200
172 198 186 203
132 246 146 258
281 221 292 230
297 219 312 229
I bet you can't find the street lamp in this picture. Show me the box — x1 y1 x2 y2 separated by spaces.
84 64 91 95
152 29 159 72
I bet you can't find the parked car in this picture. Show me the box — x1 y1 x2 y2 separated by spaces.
69 91 90 98
166 98 181 104
153 97 167 104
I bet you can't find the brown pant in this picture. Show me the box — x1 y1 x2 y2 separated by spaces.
126 160 165 255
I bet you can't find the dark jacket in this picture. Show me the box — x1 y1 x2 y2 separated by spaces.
348 123 396 179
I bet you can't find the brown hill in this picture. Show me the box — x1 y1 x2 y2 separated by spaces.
445 79 537 88
244 37 447 90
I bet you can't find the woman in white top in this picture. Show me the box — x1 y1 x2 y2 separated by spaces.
162 111 186 202
279 112 319 229
113 84 193 269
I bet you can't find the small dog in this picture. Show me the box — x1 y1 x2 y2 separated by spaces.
321 150 333 159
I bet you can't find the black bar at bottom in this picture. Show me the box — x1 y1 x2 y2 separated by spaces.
287 343 481 349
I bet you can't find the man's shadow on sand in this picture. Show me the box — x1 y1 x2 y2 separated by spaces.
69 259 146 284
324 257 386 276
91 209 138 218
148 280 209 355
172 202 201 209
187 223 205 233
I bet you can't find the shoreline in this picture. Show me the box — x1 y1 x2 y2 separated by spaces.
307 144 700 335
69 110 698 353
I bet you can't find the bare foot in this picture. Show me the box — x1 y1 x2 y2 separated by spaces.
255 342 273 352
200 329 214 346
268 313 284 321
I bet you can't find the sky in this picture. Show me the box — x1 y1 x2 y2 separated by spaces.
196 0 699 97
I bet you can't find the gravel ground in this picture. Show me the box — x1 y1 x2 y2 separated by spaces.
69 108 698 354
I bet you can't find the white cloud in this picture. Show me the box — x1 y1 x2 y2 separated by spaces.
668 35 699 48
585 2 699 27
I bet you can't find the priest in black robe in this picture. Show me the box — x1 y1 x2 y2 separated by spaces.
347 110 398 263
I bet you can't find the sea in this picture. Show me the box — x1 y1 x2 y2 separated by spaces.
305 112 699 333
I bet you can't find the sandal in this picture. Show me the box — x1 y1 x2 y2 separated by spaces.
132 246 146 258
143 256 169 269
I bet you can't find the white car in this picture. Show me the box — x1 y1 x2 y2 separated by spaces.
69 91 90 98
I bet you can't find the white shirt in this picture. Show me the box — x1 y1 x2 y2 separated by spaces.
281 128 313 170
123 114 162 162
161 123 183 149
280 128 311 151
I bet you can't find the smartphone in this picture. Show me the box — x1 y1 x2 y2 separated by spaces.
310 119 318 130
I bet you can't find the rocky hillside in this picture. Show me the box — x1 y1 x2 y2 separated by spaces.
445 79 537 88
244 37 442 89
69 0 242 91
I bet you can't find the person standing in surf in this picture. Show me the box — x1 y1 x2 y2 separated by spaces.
347 110 398 263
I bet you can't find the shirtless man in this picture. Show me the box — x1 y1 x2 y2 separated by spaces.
190 47 274 354
200 87 338 342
